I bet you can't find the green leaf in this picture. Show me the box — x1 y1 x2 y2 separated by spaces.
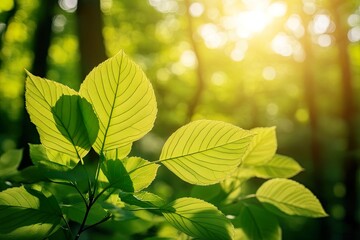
101 159 133 192
62 201 108 225
25 72 92 162
0 186 62 240
160 120 253 185
29 144 76 182
190 184 223 203
120 191 165 212
256 178 328 218
104 145 132 162
0 149 22 178
241 154 303 179
30 144 77 168
79 50 157 154
162 197 234 240
30 144 96 191
101 194 136 221
242 127 277 166
235 205 281 240
102 157 159 192
122 157 159 191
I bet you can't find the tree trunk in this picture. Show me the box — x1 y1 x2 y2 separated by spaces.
184 0 205 122
299 10 327 239
330 1 359 238
76 0 107 79
18 0 57 168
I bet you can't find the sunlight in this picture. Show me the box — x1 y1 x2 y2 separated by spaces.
221 0 287 39
180 50 197 68
199 24 227 48
286 14 305 38
271 33 293 56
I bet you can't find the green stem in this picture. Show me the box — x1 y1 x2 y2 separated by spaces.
61 215 73 239
92 154 104 198
74 155 112 239
81 214 112 232
74 199 93 240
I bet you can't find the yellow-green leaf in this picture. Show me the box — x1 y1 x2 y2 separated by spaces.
242 154 303 179
162 197 234 240
25 72 91 162
242 127 277 166
160 120 253 185
101 157 159 192
79 50 157 154
256 178 328 218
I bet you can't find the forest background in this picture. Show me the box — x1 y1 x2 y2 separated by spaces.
0 0 359 239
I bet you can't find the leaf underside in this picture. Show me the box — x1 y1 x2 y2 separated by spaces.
256 178 328 218
162 197 234 240
242 127 277 166
25 72 91 161
160 120 253 185
79 50 157 154
240 154 303 179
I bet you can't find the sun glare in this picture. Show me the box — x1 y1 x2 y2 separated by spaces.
221 1 287 39
196 0 289 58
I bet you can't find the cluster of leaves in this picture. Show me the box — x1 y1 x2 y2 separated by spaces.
0 51 326 240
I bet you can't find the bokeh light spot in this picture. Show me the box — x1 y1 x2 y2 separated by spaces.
211 72 227 86
312 14 331 35
262 66 276 80
317 34 332 47
189 2 204 17
268 1 287 18
58 0 77 13
333 182 346 198
149 0 178 13
295 108 309 123
266 103 279 116
286 14 304 38
348 26 360 42
271 33 293 56
180 50 197 68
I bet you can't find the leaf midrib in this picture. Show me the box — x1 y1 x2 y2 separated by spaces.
160 134 252 162
28 75 82 159
100 55 123 153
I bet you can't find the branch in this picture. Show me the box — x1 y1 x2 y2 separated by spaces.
184 0 206 122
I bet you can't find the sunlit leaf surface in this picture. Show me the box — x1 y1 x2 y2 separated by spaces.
256 178 328 218
162 197 234 240
160 120 253 185
79 50 157 153
241 154 303 179
101 157 159 192
242 127 277 166
25 72 91 161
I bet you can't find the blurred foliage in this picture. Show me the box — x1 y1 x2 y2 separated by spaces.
0 0 359 239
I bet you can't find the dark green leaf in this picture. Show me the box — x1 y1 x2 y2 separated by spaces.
235 205 281 240
0 186 62 240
